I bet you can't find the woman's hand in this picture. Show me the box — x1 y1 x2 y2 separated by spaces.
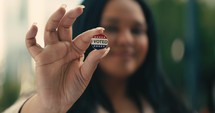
22 5 109 113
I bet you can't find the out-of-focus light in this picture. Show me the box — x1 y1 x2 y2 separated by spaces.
0 0 5 64
199 0 215 9
171 38 185 62
0 0 5 100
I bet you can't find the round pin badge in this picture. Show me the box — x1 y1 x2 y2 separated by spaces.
91 34 108 50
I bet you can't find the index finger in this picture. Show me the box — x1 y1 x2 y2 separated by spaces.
72 27 105 54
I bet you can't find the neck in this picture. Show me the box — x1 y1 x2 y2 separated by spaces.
100 76 142 113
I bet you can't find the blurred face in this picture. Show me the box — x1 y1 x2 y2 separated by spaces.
100 0 149 78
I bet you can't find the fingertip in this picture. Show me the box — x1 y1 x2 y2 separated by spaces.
33 22 37 26
100 47 110 59
75 5 85 14
93 27 105 34
78 5 85 9
66 5 84 18
58 4 67 13
32 23 38 31
32 22 38 31
106 47 110 51
96 27 105 31
26 23 38 39
61 4 67 9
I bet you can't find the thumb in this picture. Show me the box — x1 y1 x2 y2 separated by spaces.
80 47 110 81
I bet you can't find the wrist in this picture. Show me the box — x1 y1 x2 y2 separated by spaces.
21 94 66 113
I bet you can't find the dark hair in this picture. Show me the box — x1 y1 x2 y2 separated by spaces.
68 0 191 113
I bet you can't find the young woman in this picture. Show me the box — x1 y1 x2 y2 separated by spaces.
8 0 192 113
68 0 191 113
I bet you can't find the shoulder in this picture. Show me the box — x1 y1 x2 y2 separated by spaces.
96 105 109 113
141 97 155 113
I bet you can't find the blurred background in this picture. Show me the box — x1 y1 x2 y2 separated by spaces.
0 0 214 112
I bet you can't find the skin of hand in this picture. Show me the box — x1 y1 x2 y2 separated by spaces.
22 4 110 113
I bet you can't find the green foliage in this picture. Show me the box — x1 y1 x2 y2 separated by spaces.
0 73 20 111
147 0 187 91
146 0 215 110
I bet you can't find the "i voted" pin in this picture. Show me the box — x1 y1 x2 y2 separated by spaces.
91 34 108 50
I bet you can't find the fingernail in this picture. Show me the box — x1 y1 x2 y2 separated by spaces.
61 4 67 9
100 47 110 59
96 27 105 31
33 22 37 26
78 5 85 9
